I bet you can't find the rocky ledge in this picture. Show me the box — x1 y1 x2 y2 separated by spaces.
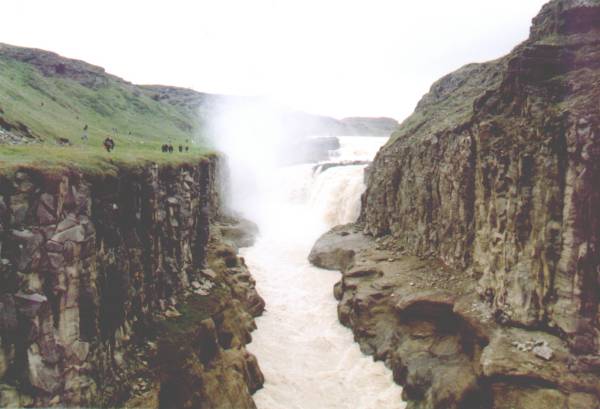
0 158 265 408
311 225 600 409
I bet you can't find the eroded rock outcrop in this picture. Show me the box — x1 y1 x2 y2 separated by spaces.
312 1 600 408
149 237 265 409
0 157 265 407
312 226 600 409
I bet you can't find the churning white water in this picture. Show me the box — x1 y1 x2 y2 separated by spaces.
241 137 405 409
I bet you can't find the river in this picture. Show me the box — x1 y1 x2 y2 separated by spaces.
238 136 405 409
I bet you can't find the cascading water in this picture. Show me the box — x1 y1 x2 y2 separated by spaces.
239 136 405 409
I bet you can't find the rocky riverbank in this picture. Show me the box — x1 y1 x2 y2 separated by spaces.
311 225 600 409
310 1 600 408
0 157 265 408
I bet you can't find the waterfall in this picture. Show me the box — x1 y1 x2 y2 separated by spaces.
308 164 367 227
240 136 405 409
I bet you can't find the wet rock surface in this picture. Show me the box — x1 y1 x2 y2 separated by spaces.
0 158 265 408
312 1 600 408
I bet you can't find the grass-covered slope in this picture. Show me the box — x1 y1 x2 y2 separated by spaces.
386 60 506 146
0 42 400 176
0 43 212 175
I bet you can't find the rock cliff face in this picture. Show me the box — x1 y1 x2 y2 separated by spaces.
312 1 600 408
363 0 600 349
0 157 264 407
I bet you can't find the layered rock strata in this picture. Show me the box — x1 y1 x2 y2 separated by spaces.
312 1 600 408
0 157 264 408
363 0 600 346
311 225 600 409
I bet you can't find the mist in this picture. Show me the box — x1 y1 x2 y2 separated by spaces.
206 99 316 231
205 98 390 250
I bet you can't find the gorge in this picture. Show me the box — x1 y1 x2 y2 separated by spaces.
239 137 404 409
1 0 600 408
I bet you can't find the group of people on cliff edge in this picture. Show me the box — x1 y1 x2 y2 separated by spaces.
161 144 189 153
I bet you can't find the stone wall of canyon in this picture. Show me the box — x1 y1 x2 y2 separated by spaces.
312 1 600 408
362 0 600 350
0 157 264 408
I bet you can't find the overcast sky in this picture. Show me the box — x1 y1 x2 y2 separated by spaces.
1 0 547 120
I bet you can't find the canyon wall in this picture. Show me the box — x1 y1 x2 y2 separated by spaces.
362 0 600 350
0 157 264 408
312 1 600 408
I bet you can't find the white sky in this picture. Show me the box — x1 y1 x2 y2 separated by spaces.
1 0 547 120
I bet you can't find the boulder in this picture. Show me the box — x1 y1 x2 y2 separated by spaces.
308 226 370 271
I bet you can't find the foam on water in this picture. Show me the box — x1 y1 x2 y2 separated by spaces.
242 137 405 409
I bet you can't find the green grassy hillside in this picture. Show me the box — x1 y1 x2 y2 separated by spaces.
0 44 211 175
0 43 399 176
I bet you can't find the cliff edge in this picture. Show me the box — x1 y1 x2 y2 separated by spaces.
0 158 265 408
311 1 600 408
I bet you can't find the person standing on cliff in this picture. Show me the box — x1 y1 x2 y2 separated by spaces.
103 136 115 152
81 124 88 142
